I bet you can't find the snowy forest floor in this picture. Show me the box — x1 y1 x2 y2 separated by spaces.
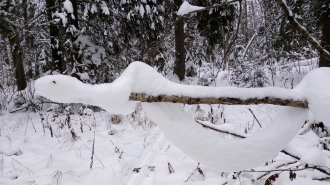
1 104 330 185
1 58 330 185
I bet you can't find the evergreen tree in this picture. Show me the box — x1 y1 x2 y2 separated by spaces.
314 0 330 66
0 0 27 90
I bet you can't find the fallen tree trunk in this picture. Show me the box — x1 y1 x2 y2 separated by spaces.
129 93 308 108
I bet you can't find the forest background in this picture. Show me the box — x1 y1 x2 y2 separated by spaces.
0 0 329 102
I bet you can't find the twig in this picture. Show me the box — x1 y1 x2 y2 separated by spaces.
185 163 205 182
78 138 104 169
51 170 62 185
242 164 330 176
168 162 175 174
313 176 330 181
280 150 300 160
248 108 262 128
28 116 37 133
9 104 30 113
10 157 35 175
165 145 171 152
90 130 96 170
256 161 298 180
196 120 246 138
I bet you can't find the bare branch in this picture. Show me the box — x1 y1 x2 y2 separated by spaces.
242 164 330 176
196 120 246 138
256 161 298 180
248 108 262 128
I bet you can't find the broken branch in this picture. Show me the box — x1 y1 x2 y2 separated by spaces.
129 93 308 108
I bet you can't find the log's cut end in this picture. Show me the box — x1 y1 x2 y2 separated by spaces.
129 93 308 108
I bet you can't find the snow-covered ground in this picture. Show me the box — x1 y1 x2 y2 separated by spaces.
0 104 329 185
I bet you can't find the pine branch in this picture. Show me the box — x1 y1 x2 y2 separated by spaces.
149 0 240 60
178 0 241 16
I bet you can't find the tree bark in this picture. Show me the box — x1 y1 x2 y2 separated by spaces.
319 7 330 67
174 0 186 81
5 1 26 91
9 34 27 91
129 93 308 108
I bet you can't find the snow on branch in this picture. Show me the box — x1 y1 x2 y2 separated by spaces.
242 164 330 177
275 0 330 62
177 0 240 16
177 1 204 16
150 0 240 59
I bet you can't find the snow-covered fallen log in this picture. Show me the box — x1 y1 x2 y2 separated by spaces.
34 61 330 172
129 93 308 108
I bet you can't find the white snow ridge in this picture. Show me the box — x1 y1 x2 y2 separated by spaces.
35 62 330 172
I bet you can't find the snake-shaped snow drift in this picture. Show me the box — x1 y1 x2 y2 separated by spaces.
35 62 330 172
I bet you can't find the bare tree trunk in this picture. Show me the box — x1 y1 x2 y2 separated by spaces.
319 7 330 67
5 0 27 91
174 0 186 81
9 34 27 91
